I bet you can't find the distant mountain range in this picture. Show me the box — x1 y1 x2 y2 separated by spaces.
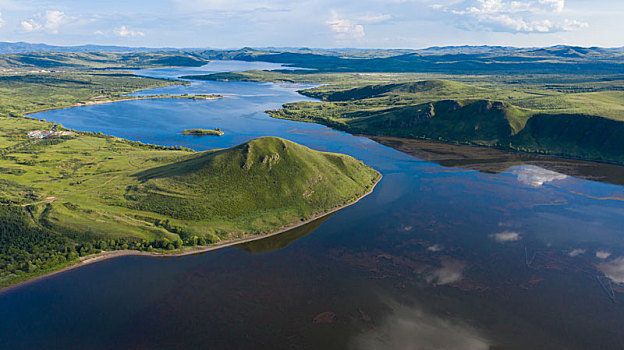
1 41 623 55
0 42 185 54
2 42 623 74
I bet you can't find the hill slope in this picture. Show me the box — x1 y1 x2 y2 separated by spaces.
123 137 380 234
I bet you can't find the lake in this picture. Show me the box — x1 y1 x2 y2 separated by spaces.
1 61 624 350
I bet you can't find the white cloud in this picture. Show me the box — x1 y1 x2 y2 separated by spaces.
599 257 624 284
356 14 392 24
427 260 464 285
21 19 41 32
21 10 69 34
0 12 4 28
114 25 145 37
562 18 589 30
351 302 490 350
568 249 585 257
539 0 564 13
490 231 520 243
44 10 66 33
596 251 611 260
436 0 588 33
326 11 365 40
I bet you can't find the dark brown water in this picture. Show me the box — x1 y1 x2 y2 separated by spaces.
1 62 623 350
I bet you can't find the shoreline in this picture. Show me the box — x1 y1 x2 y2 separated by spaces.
26 94 223 115
0 170 382 294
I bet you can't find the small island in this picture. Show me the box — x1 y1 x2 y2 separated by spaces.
167 94 222 100
182 128 224 136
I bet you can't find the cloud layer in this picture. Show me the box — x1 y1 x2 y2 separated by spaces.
21 10 69 33
0 0 613 48
435 0 588 33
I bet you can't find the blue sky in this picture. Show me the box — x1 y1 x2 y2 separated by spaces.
0 0 621 48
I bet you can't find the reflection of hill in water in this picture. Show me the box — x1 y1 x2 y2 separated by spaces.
373 136 624 186
235 214 333 254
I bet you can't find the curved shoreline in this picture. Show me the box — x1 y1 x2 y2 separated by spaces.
0 170 381 294
25 94 223 115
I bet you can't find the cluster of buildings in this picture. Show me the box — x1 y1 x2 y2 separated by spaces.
27 129 74 139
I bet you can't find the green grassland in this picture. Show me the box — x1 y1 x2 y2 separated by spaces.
0 121 193 287
188 70 624 163
0 72 187 117
0 120 378 287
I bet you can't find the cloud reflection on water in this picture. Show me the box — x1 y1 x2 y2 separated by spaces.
490 231 521 243
509 165 568 187
599 257 624 284
426 260 465 285
596 251 612 260
351 301 490 350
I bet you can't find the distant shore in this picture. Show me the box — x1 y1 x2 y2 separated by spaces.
0 170 381 294
26 94 223 115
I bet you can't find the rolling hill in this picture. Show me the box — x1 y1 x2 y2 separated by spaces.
123 137 380 233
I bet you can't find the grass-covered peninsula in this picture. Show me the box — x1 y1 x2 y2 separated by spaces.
0 126 379 288
0 70 380 290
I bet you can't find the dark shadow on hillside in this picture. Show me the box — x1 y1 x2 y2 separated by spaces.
234 214 333 254
372 136 624 186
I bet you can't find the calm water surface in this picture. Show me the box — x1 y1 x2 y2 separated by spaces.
1 61 624 350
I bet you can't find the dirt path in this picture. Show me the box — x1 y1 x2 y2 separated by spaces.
21 196 57 207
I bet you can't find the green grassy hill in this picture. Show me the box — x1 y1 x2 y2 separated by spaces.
124 137 380 234
307 80 488 102
346 100 529 143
